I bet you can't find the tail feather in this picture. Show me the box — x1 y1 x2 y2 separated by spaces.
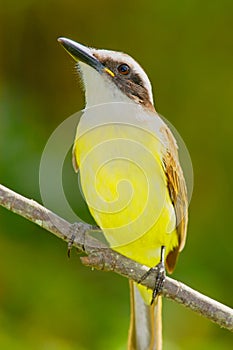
128 281 162 350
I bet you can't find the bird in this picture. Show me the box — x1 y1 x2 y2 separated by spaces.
58 37 188 350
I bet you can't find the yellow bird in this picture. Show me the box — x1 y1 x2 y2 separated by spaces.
58 37 188 350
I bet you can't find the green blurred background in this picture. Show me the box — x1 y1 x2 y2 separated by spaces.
1 0 233 349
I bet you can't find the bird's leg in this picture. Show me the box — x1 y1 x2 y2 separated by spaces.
67 222 100 257
138 246 166 305
151 245 166 304
67 233 76 258
67 222 88 257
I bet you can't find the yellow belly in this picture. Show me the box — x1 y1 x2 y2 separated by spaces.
75 118 178 303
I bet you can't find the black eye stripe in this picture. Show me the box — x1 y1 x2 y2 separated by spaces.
131 74 143 86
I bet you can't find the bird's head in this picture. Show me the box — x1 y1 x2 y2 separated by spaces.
58 37 154 110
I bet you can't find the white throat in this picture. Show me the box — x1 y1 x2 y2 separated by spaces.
79 63 132 108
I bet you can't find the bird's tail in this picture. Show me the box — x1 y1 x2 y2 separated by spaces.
128 281 162 350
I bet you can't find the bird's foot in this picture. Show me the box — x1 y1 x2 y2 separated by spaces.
138 246 166 305
67 222 88 257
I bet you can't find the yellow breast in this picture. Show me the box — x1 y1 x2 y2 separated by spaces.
74 105 178 271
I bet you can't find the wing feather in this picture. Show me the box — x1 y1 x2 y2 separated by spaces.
161 126 188 272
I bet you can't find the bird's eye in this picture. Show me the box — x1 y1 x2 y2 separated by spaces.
117 64 130 75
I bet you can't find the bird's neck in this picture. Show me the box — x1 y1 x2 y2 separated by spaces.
80 63 131 108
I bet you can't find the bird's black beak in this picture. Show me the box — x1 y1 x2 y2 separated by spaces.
57 37 115 77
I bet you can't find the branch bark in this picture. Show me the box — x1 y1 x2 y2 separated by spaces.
0 184 232 331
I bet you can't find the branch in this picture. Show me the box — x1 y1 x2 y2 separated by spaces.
0 184 232 331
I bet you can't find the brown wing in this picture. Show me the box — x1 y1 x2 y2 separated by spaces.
161 126 188 273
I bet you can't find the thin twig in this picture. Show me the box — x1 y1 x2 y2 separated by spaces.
0 184 232 331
